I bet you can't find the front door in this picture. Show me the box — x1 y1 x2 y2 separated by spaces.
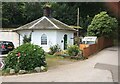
64 34 67 50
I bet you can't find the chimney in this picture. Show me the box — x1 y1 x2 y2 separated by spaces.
43 4 52 17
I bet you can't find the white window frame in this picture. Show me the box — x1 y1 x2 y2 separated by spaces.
41 34 47 45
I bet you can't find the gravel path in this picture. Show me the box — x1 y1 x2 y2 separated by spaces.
1 46 118 82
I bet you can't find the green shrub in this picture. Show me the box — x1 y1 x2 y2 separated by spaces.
23 34 31 44
74 36 81 46
49 44 61 55
87 11 118 38
67 45 81 56
4 43 46 72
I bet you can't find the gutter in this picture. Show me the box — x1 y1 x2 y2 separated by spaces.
14 30 33 46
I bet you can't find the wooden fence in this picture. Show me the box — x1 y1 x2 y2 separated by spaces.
80 37 113 57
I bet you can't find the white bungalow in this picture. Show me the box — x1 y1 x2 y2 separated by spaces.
13 6 76 52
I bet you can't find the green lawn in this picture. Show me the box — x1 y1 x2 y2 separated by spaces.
46 54 77 69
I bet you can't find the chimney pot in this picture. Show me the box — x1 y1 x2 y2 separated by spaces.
43 6 51 17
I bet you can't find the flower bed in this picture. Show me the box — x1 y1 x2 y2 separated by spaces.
2 43 47 75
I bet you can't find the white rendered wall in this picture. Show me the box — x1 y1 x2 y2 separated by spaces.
18 30 74 51
18 30 57 52
18 30 32 45
0 31 19 48
56 30 74 50
32 30 57 52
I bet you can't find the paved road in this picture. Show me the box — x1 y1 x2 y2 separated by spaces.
1 46 118 82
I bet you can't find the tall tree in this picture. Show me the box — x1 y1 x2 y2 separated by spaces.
2 2 26 27
87 11 118 38
2 2 117 33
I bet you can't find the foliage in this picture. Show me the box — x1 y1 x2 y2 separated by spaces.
2 2 109 28
80 15 92 36
53 52 64 56
4 43 46 72
87 11 118 38
2 2 44 28
2 2 117 37
23 33 31 44
67 45 81 56
49 44 61 55
74 36 83 46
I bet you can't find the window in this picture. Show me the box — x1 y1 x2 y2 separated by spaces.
41 34 47 45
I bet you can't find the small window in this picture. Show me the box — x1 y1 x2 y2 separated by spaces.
41 34 47 45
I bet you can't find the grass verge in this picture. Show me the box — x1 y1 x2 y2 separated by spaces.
46 54 78 69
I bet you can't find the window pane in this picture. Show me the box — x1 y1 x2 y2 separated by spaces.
41 34 47 45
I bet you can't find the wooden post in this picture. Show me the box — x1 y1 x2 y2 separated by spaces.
77 8 79 37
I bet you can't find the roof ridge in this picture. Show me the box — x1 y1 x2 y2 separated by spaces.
13 17 41 31
29 16 44 29
44 16 59 29
29 16 59 29
53 18 71 28
53 18 76 31
13 16 76 31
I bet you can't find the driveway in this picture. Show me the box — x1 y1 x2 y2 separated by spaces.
1 46 118 82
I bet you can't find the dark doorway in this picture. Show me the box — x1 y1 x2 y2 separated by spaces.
64 34 67 50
